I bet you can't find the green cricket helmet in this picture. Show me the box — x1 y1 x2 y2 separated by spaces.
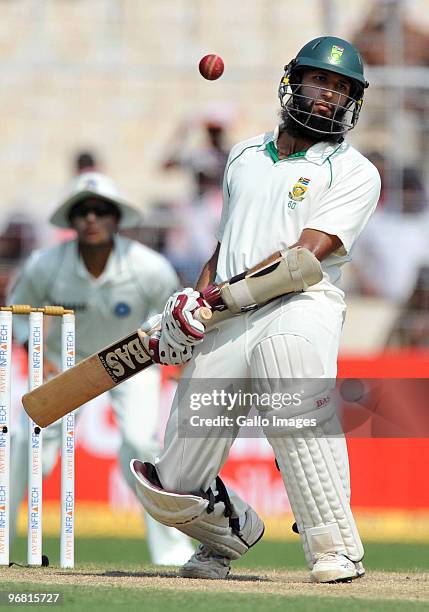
278 36 368 137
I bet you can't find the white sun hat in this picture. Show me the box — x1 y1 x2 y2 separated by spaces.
49 172 142 229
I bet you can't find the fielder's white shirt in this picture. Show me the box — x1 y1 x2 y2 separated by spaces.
9 235 178 364
216 126 381 298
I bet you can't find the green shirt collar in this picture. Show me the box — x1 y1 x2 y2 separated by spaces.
266 140 306 163
258 126 346 165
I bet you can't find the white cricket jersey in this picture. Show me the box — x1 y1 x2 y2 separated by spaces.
216 126 381 298
8 236 178 365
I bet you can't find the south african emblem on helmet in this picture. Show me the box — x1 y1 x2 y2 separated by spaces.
289 177 310 202
329 45 344 65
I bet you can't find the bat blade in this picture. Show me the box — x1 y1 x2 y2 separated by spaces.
22 329 153 427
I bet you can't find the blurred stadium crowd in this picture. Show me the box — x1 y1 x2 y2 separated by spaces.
1 0 429 352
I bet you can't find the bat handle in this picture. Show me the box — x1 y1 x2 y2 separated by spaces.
194 305 212 323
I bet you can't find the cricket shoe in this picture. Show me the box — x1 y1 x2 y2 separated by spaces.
310 553 365 583
179 508 265 579
179 544 231 579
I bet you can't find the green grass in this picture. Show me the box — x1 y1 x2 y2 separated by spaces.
0 583 427 612
5 538 428 611
10 537 429 572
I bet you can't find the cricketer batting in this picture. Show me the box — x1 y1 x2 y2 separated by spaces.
133 36 380 582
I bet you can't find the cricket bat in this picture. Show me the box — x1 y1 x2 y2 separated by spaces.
22 307 212 428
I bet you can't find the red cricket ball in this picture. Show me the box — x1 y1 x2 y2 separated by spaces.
198 54 224 81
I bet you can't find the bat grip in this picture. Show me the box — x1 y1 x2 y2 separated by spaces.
194 303 212 323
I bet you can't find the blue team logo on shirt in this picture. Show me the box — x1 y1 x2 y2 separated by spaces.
114 302 131 318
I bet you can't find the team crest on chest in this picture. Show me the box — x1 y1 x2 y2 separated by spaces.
288 177 310 209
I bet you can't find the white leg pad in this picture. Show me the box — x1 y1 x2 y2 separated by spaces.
251 334 363 567
327 434 351 501
271 434 363 565
307 523 345 559
130 460 252 559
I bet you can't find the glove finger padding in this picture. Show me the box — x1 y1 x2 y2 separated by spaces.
140 288 206 365
140 329 194 366
162 288 205 348
158 335 193 366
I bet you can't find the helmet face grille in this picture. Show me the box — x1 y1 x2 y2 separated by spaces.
278 67 364 136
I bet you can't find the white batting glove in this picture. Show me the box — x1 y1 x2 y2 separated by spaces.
140 312 194 366
157 337 194 366
161 288 206 350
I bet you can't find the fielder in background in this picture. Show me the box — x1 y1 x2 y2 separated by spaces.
8 171 194 565
131 36 381 582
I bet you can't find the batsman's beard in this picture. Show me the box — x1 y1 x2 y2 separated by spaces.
280 99 347 142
